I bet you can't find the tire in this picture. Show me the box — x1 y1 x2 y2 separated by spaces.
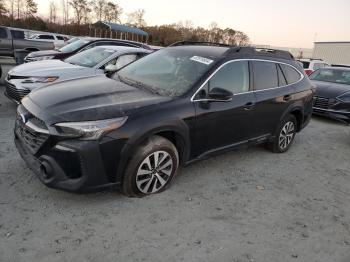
266 115 297 153
122 135 179 197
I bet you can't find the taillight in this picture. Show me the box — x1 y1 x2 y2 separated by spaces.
305 69 313 76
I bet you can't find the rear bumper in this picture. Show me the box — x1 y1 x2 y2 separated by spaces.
14 120 122 193
313 107 350 122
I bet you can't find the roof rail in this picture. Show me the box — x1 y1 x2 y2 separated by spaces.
168 41 233 48
226 46 295 60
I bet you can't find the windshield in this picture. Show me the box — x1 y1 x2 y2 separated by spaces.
117 48 216 96
310 68 350 85
65 47 117 68
59 39 90 52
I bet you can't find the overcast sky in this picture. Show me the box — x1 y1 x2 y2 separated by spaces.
35 0 350 48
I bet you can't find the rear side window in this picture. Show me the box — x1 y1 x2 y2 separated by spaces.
252 61 278 90
280 64 301 84
0 28 7 39
10 30 24 39
38 35 55 40
208 61 250 94
301 61 310 69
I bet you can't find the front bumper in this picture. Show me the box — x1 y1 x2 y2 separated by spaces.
14 119 124 193
313 107 350 123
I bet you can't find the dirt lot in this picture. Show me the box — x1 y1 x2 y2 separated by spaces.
0 64 350 261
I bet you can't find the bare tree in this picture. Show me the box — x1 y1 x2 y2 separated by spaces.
24 0 38 19
127 9 146 27
61 0 69 25
104 1 122 23
49 1 58 23
69 0 86 27
0 0 8 17
93 0 106 21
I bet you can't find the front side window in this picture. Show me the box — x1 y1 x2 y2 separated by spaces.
280 64 302 84
104 54 138 70
252 61 278 90
65 47 117 68
207 61 249 94
117 48 220 97
56 36 64 40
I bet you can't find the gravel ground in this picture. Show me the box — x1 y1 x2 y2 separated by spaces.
0 64 350 261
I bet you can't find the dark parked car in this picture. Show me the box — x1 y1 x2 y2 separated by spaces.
24 37 151 62
14 43 314 196
310 67 350 123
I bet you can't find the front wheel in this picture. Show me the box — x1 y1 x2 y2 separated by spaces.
122 136 179 197
266 115 297 153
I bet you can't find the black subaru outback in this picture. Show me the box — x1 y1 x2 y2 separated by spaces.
14 42 314 197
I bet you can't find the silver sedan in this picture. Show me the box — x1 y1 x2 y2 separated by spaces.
4 46 152 103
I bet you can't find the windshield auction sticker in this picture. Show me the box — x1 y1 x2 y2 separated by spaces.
190 56 214 65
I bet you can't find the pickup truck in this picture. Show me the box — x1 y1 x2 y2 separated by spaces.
0 26 54 57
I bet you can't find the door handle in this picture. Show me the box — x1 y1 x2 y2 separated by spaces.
244 102 255 110
283 95 292 101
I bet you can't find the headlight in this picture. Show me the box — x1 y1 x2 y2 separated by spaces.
54 117 128 140
31 56 55 61
337 94 350 102
21 76 58 83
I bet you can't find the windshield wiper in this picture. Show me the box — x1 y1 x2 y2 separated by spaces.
117 74 164 96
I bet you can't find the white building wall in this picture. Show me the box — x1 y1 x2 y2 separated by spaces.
313 42 350 65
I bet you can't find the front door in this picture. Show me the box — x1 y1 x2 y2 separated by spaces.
192 60 256 158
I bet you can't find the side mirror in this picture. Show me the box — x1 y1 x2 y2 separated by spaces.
208 87 233 101
105 64 119 72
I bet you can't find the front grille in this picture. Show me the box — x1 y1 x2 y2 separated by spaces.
17 122 49 154
30 117 48 130
313 96 337 109
7 74 29 81
5 81 30 102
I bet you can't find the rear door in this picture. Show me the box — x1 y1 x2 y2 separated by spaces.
0 27 12 56
252 60 296 137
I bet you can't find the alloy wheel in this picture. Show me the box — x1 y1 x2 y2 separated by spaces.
136 151 174 194
279 121 295 150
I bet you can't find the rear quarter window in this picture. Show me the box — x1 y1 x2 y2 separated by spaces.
280 64 302 84
252 61 278 90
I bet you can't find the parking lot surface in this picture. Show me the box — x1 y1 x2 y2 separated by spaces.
0 78 350 262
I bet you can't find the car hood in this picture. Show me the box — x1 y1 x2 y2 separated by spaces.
311 80 350 98
10 59 90 76
22 75 170 125
8 60 102 91
26 50 63 57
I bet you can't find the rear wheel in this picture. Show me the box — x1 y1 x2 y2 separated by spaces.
266 115 297 153
122 136 179 197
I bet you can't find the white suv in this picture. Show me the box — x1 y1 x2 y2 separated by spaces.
28 33 68 49
298 59 329 76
